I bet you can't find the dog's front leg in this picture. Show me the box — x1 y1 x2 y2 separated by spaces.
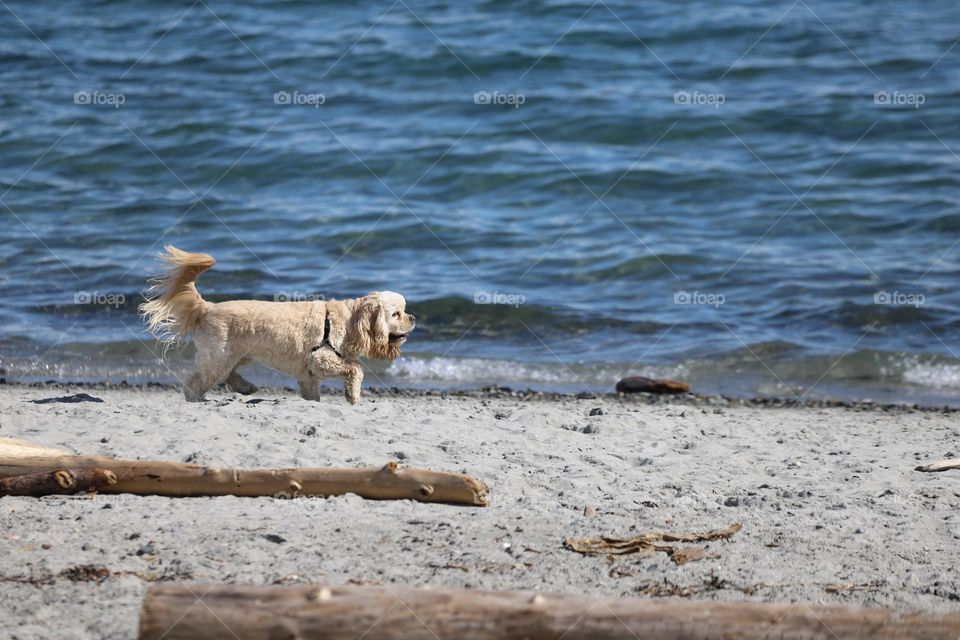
298 377 320 401
343 362 364 405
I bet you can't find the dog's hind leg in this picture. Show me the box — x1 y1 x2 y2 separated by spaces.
185 342 237 402
185 368 230 402
225 361 258 395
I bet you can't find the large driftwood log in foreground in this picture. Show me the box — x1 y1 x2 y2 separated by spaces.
139 584 960 640
916 458 960 472
0 438 488 506
0 468 116 496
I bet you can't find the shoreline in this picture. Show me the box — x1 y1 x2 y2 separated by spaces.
2 379 957 413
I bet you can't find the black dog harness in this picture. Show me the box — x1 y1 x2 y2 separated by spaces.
311 315 343 358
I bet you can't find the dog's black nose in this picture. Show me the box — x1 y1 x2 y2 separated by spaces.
408 314 416 322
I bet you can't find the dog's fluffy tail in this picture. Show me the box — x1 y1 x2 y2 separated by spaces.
139 245 215 344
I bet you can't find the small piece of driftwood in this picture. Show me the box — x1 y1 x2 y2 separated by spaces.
616 376 689 394
0 468 117 497
565 522 740 565
915 458 960 473
138 583 960 640
0 438 489 506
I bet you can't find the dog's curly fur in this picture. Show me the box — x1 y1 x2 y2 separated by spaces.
140 246 414 404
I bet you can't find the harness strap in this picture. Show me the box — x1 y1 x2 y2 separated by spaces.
312 314 343 358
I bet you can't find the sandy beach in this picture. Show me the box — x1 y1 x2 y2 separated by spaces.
1 383 958 639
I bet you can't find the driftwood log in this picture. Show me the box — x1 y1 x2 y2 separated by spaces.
0 468 116 497
616 376 689 394
139 584 960 640
0 438 488 506
915 458 960 473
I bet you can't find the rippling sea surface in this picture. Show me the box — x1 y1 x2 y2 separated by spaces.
1 0 959 405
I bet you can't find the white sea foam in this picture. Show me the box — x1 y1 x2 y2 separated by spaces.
902 361 960 389
386 356 679 388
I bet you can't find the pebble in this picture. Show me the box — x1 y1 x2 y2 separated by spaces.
136 543 156 556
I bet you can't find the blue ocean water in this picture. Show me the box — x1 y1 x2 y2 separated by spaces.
1 0 959 404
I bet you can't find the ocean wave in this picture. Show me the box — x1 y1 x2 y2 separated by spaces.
4 339 960 405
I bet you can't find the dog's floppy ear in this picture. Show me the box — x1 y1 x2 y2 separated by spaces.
344 293 389 358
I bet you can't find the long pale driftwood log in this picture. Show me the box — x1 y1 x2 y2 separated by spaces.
0 438 489 506
0 468 117 496
139 584 960 640
916 458 960 473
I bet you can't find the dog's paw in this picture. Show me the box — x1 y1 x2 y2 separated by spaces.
345 388 360 405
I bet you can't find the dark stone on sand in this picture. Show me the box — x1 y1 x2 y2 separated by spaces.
616 376 689 394
30 392 104 404
263 534 286 544
580 424 600 435
589 407 604 416
723 496 740 507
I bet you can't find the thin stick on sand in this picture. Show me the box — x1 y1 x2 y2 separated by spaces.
915 458 960 473
0 438 489 506
138 583 960 640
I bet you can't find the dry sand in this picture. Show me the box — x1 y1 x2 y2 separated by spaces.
1 384 959 639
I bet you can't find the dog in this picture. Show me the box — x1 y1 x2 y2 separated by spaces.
139 246 414 404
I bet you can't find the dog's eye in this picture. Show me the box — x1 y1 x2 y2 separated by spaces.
393 311 401 318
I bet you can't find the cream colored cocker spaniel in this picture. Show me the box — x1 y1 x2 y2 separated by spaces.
140 246 414 404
